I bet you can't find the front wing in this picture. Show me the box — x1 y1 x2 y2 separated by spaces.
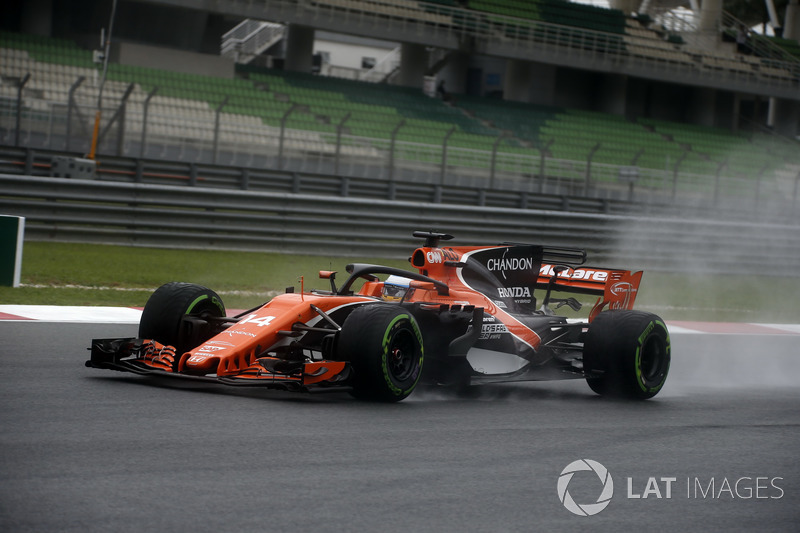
86 338 352 392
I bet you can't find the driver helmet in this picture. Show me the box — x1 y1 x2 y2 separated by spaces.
382 275 414 302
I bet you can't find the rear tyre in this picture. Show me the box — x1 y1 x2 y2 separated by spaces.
583 310 670 399
337 304 424 402
138 282 226 369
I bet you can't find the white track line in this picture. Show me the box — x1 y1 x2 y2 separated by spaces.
1 305 798 334
0 305 143 323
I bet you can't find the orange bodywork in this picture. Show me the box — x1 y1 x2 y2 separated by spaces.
169 293 374 382
405 243 642 323
136 240 641 386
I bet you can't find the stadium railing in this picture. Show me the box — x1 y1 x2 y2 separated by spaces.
228 0 800 98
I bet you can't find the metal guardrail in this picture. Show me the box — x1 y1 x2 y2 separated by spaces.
3 146 798 221
0 146 627 214
1 173 799 276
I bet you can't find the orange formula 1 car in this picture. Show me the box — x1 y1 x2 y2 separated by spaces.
87 231 670 402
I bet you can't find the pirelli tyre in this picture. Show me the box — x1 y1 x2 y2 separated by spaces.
337 304 424 402
583 310 670 399
138 282 226 369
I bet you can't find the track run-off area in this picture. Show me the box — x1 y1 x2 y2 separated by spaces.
1 306 799 532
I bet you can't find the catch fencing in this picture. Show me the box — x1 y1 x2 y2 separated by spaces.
2 90 799 218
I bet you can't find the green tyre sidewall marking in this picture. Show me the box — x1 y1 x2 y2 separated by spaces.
186 294 225 315
186 295 208 314
380 314 424 397
634 319 670 394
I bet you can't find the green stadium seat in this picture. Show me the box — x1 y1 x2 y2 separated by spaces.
3 29 798 191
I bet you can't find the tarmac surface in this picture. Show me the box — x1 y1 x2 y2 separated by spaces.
1 321 799 532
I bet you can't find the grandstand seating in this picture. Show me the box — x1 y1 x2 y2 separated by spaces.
313 0 454 24
457 96 681 170
463 0 797 83
463 0 703 70
637 118 787 177
623 18 696 66
467 0 626 35
766 36 800 60
245 68 505 150
2 29 798 187
453 94 799 180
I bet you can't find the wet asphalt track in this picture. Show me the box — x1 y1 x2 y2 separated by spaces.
1 322 799 532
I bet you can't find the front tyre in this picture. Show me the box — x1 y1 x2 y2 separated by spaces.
583 310 670 399
337 304 424 402
139 282 226 369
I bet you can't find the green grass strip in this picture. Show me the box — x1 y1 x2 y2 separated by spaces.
1 242 798 323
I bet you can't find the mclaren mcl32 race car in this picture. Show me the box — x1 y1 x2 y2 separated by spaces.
87 231 671 402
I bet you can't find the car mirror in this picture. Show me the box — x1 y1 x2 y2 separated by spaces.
409 281 437 291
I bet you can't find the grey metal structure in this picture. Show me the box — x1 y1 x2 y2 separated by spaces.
143 0 800 99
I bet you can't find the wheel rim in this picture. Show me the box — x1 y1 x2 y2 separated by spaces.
640 335 665 385
387 329 418 382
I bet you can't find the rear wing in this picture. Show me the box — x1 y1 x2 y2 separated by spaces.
537 264 642 320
